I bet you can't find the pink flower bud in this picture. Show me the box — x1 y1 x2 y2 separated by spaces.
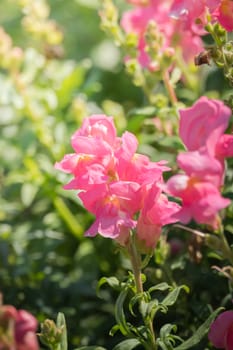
0 305 38 350
209 311 233 349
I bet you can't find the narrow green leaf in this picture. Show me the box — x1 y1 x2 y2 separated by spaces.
174 308 224 350
149 282 171 294
21 183 38 207
128 106 157 117
115 289 131 336
97 276 120 296
56 313 67 350
129 293 146 316
74 347 106 350
112 339 141 350
110 324 121 336
160 323 177 339
157 339 171 350
142 299 159 319
162 285 189 307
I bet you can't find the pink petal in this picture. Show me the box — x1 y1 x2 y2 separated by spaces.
209 311 233 348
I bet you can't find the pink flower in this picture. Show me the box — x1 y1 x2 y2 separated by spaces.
56 114 177 246
121 0 203 68
166 96 231 228
179 96 232 157
208 310 233 349
177 150 224 187
170 0 207 34
0 305 38 350
72 114 117 146
137 183 180 248
170 0 233 32
212 0 233 31
166 172 230 228
216 134 233 159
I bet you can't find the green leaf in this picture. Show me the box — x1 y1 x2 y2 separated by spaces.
157 339 172 350
160 323 177 341
74 347 106 350
112 339 141 350
149 282 171 294
56 65 87 108
127 106 157 133
147 301 169 322
56 313 67 350
21 183 38 207
97 276 120 296
129 292 147 316
162 285 189 307
174 308 224 350
115 288 131 336
128 106 157 118
157 136 185 151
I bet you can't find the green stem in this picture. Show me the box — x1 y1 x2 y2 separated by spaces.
127 236 157 350
162 70 177 106
218 226 233 265
128 236 143 294
53 197 83 239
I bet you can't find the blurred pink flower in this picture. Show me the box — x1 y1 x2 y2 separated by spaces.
208 310 233 349
212 0 233 31
170 0 207 34
121 0 203 68
170 0 233 32
0 305 38 350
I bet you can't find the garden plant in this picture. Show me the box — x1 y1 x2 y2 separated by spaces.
0 0 233 349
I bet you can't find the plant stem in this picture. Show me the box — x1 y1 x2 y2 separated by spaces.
218 226 233 265
128 238 143 294
162 70 178 106
127 236 157 350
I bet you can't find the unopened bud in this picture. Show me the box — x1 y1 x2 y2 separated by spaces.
39 319 63 348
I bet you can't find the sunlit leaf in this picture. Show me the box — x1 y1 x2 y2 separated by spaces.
112 339 141 350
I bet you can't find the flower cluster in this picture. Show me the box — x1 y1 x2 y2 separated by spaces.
55 114 180 249
0 304 38 350
121 0 204 69
166 97 232 228
121 0 233 70
170 0 233 32
208 310 233 349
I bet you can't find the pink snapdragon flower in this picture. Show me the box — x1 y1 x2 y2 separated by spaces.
166 96 232 228
137 183 180 248
179 96 233 174
170 0 233 32
121 0 203 68
212 0 233 31
166 173 230 228
208 310 233 349
0 305 38 350
56 114 179 248
177 150 223 187
166 151 230 228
